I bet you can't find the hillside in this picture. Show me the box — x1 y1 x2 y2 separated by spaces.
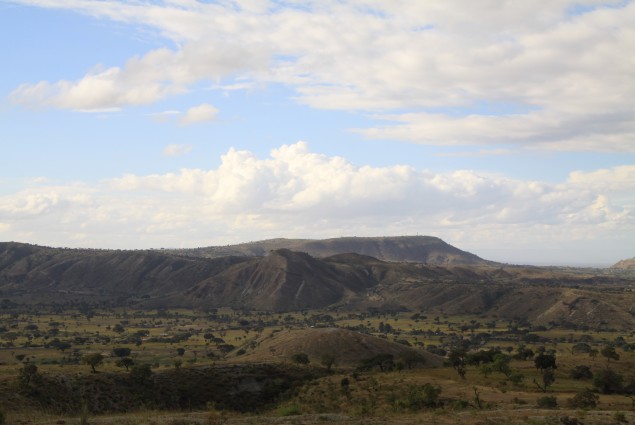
175 235 492 265
173 249 379 311
1 241 635 328
611 257 635 270
0 242 248 303
236 327 443 368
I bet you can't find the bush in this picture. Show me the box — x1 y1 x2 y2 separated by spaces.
130 363 153 382
392 383 442 410
451 399 470 410
567 388 599 409
0 409 5 425
278 404 301 416
614 412 628 423
569 365 593 380
290 353 310 365
508 372 524 386
560 417 584 425
593 368 624 394
357 353 394 372
536 395 558 408
112 347 131 357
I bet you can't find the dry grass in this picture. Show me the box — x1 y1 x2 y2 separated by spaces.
2 308 635 425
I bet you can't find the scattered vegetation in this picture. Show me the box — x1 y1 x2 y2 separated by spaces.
1 301 635 424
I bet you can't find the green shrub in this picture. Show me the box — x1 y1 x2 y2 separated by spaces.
536 395 558 408
0 409 5 425
392 383 442 410
614 412 628 423
451 399 470 410
278 404 301 416
570 365 593 380
567 388 599 409
512 397 527 405
290 353 310 365
593 368 623 394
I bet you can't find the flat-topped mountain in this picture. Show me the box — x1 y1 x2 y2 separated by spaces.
174 236 491 266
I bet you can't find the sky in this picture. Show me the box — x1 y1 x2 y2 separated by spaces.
0 0 634 266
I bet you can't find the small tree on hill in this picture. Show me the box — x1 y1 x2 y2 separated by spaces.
568 388 599 408
601 345 620 364
401 351 426 369
492 354 512 378
130 363 153 383
533 368 556 393
82 353 104 373
115 357 134 371
358 354 394 372
593 368 624 394
533 353 557 393
55 341 72 353
448 349 467 379
570 365 594 380
17 362 42 392
321 354 336 372
534 353 557 371
112 347 131 358
571 342 592 355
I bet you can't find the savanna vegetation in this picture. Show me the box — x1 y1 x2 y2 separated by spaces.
1 303 635 424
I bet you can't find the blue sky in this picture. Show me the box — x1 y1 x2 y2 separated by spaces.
1 0 634 265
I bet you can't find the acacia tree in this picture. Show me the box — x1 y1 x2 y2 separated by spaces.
112 347 131 358
17 362 42 392
82 353 104 373
533 368 556 393
533 353 557 393
600 345 620 364
448 349 467 379
116 357 135 371
321 354 336 372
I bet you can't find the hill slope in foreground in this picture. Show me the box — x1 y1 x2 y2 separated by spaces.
236 327 443 368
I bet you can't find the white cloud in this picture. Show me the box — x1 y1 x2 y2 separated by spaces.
163 144 193 157
1 143 633 263
9 0 635 151
180 103 218 125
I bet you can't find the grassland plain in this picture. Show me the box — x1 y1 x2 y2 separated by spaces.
1 306 635 424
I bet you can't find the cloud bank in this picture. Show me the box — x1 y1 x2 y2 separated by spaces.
1 142 632 263
9 0 635 152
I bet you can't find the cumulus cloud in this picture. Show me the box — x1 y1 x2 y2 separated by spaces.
163 144 193 157
180 103 218 125
9 0 635 151
1 143 633 262
11 42 267 111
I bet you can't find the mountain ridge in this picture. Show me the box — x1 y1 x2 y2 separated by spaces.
1 239 634 327
174 235 492 266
